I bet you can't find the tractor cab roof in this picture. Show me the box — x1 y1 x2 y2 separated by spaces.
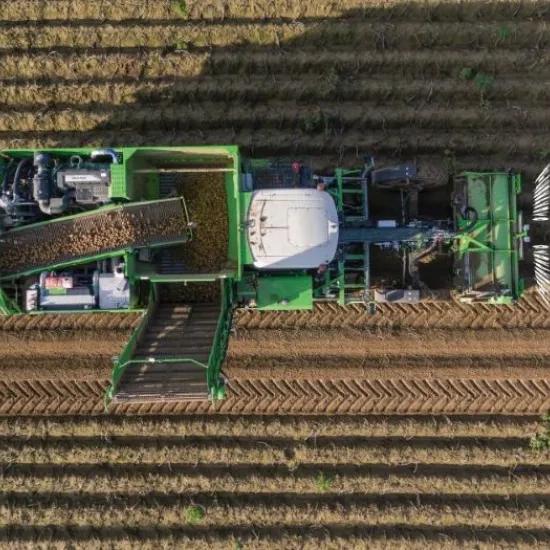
247 189 339 270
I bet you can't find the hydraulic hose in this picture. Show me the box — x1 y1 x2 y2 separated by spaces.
1 159 14 195
12 158 32 201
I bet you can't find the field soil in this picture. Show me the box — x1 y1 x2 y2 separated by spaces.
0 4 548 413
225 327 550 379
0 414 548 548
2 330 130 379
2 3 550 547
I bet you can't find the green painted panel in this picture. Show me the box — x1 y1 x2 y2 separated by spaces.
239 191 254 266
491 175 511 219
457 171 522 301
257 275 313 310
109 164 128 199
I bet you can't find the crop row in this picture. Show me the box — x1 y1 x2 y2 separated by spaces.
0 50 545 81
1 498 548 529
4 104 550 133
0 21 549 50
0 437 541 465
0 415 537 438
3 537 516 550
1 0 549 23
1 76 550 108
2 462 549 495
1 129 549 161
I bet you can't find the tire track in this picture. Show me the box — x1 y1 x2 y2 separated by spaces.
0 21 547 50
234 294 550 330
112 377 550 416
0 313 141 331
0 380 108 416
1 376 549 416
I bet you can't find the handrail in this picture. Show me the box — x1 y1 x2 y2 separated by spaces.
114 357 208 370
105 285 157 406
206 278 233 399
106 279 234 405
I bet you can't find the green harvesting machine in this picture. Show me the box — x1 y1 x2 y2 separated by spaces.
0 146 529 403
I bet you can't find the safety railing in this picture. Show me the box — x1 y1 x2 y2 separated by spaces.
105 285 157 405
207 278 234 400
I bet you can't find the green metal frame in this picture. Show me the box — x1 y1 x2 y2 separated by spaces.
318 167 370 305
454 171 523 304
106 278 233 403
206 278 233 399
0 146 529 406
105 284 158 406
0 287 21 315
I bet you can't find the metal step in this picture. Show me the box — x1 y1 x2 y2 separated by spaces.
121 362 207 375
115 360 209 403
135 346 212 356
114 302 220 402
139 336 216 348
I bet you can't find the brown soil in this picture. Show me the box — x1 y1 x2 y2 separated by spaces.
1 330 129 380
0 412 549 547
225 327 550 379
0 312 142 331
234 289 550 330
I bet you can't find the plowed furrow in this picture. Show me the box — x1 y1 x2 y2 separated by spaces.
4 77 550 109
234 296 550 330
1 522 548 546
5 104 550 133
0 21 548 50
0 50 541 82
2 0 550 23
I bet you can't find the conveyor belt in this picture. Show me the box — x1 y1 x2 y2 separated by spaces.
0 198 188 277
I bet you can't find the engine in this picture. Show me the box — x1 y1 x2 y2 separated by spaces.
0 149 117 228
25 259 130 312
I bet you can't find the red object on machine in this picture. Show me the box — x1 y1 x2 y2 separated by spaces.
44 275 74 289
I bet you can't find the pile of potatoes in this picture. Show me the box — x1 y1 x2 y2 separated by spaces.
0 201 187 274
170 172 229 273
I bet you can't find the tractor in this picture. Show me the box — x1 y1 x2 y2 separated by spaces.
0 146 532 403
